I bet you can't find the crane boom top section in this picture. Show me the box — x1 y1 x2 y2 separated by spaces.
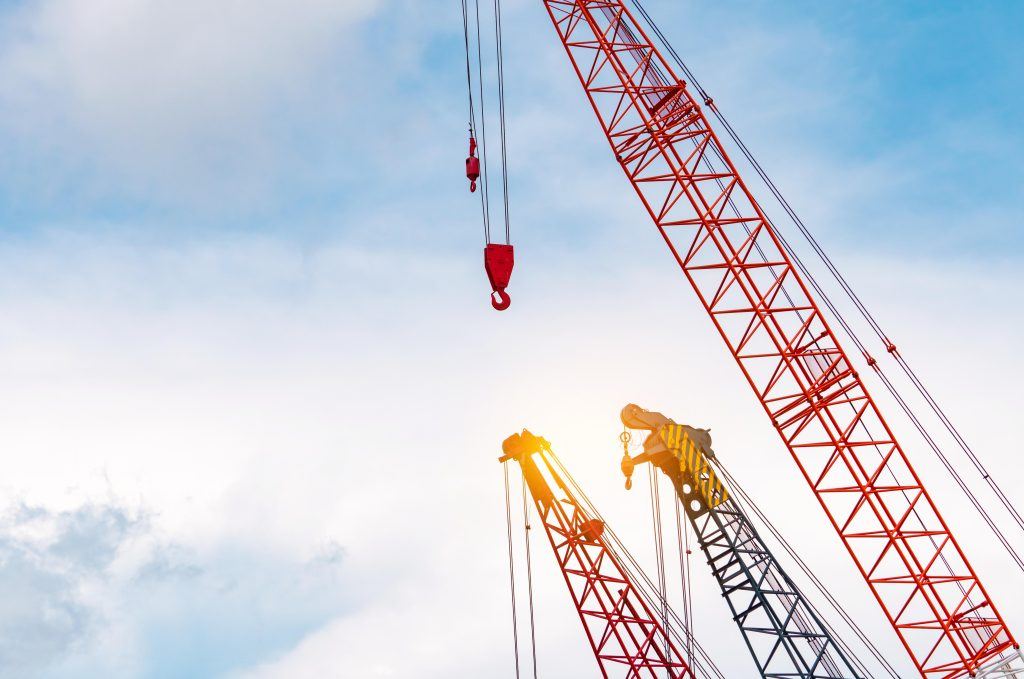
501 430 695 678
621 404 727 509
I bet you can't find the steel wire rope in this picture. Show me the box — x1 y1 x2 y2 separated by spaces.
622 2 1022 649
625 0 1024 552
715 462 910 679
714 103 1024 558
651 33 998 637
688 129 1017 636
520 475 540 679
716 94 1024 541
460 0 491 247
542 451 726 679
699 128 1015 638
648 465 672 677
591 8 978 657
492 0 512 245
568 0 1005 668
471 0 493 244
504 462 522 678
672 497 695 669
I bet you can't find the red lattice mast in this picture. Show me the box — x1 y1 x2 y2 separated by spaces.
501 430 694 678
536 2 1017 676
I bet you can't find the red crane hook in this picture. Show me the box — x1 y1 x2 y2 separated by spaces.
484 243 514 311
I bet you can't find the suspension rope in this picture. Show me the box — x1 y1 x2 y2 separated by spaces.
648 465 671 675
681 96 999 625
471 0 492 244
691 132 1015 635
504 462 522 678
544 450 727 679
715 462 902 679
641 448 879 675
520 475 539 679
459 0 478 140
626 0 1024 578
460 0 490 244
492 0 512 245
672 494 695 669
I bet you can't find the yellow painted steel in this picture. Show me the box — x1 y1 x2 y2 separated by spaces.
659 425 729 509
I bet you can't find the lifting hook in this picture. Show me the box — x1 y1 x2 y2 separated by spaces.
484 243 514 312
491 288 511 311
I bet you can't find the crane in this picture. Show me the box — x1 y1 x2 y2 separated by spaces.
463 1 1024 676
620 402 866 679
500 429 700 678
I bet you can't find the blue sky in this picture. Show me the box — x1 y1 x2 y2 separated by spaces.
0 1 1020 678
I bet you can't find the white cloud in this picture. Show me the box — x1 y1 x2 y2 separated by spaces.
0 491 353 679
0 0 381 209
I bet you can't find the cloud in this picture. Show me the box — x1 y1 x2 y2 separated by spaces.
0 492 353 679
0 501 141 676
0 0 382 212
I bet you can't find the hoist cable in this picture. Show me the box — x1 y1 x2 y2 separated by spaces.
715 99 1024 543
648 457 876 675
692 135 1022 629
715 463 904 679
503 462 522 678
682 113 999 623
492 0 512 245
520 475 539 679
459 0 477 137
593 9 937 655
672 494 695 669
544 450 727 679
895 351 1024 534
648 465 671 673
626 0 1024 580
471 0 493 244
460 0 490 246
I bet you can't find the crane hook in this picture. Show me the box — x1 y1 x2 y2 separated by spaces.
484 243 514 312
491 289 511 311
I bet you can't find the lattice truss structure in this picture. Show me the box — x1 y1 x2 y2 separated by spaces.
502 431 693 678
649 429 863 678
537 1 1020 676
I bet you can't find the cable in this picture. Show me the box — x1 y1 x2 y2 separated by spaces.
715 462 903 679
544 449 727 679
492 0 512 245
472 0 492 244
621 2 1023 643
520 475 539 679
627 0 1024 555
673 493 694 669
460 0 491 246
459 0 478 140
503 462 521 679
648 465 671 678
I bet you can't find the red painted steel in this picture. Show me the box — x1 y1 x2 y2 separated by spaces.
501 430 693 678
466 136 480 193
485 243 514 310
535 2 1017 676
